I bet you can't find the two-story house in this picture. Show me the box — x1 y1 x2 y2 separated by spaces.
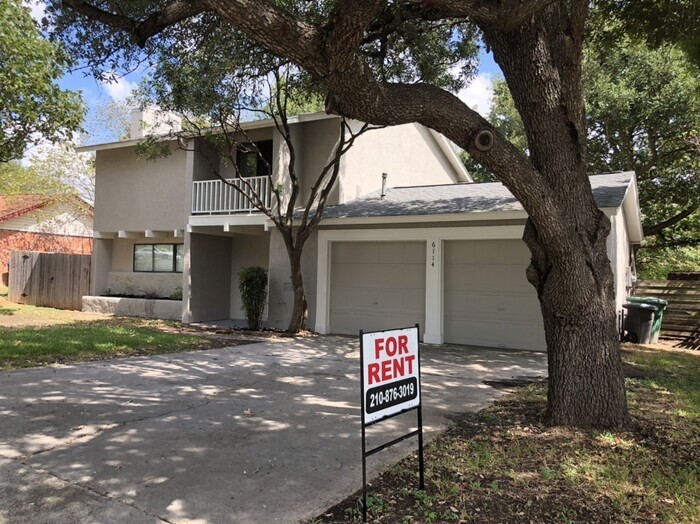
81 110 643 352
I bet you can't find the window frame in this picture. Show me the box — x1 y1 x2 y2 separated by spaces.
133 243 184 273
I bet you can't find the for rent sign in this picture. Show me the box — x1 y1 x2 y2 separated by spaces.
361 326 420 424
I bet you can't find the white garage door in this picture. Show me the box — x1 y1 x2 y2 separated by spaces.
444 240 546 351
330 241 426 335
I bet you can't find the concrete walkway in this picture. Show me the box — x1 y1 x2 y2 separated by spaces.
0 337 546 524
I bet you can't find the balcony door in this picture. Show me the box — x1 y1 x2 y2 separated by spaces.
237 140 273 178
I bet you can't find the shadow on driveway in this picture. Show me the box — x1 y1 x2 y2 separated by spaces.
0 336 546 523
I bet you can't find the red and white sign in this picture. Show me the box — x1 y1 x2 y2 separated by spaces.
361 326 420 424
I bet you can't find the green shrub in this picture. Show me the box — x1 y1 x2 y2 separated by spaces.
636 245 700 280
238 266 268 330
169 286 183 300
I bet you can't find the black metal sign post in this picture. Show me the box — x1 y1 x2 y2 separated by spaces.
359 324 424 523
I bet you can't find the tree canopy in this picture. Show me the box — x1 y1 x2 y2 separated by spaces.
592 0 700 66
0 0 84 163
28 143 95 204
584 39 699 247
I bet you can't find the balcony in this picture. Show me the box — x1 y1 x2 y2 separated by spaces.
191 176 272 215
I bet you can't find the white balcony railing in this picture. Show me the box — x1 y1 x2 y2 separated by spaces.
191 176 271 215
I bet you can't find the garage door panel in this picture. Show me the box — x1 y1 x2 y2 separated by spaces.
445 319 544 350
447 240 531 265
330 241 426 335
331 312 422 335
444 292 502 317
331 263 424 287
445 264 535 294
444 266 519 294
334 242 425 264
333 287 424 310
444 240 546 351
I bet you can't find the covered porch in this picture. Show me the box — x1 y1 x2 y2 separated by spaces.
182 225 271 325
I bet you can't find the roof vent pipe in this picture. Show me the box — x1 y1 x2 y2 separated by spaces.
381 172 388 199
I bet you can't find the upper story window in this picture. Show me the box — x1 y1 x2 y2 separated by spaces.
134 244 184 273
236 140 273 178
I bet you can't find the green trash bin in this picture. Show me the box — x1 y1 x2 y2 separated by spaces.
627 296 668 343
623 303 655 344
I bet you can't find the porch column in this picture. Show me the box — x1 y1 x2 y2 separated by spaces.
90 236 113 296
181 229 193 323
424 236 443 344
314 232 331 334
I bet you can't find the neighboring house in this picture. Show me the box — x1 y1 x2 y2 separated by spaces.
80 110 642 352
0 194 93 282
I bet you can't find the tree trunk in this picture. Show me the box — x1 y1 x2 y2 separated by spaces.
285 244 308 333
482 2 629 428
524 218 628 427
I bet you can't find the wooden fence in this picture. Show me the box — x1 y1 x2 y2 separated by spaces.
634 278 700 349
8 251 91 311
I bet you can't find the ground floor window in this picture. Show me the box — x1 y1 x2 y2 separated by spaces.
134 244 184 273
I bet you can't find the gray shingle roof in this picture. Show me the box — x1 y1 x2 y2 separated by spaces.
321 171 634 220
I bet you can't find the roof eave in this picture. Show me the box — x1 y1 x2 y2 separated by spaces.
317 209 529 226
621 173 644 243
77 111 339 152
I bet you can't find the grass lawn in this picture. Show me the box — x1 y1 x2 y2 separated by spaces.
0 319 224 370
0 287 226 370
0 285 107 326
314 345 700 524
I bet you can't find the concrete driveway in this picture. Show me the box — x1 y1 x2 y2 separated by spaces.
0 336 546 523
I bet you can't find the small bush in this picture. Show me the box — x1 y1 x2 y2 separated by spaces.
169 286 183 300
238 266 268 330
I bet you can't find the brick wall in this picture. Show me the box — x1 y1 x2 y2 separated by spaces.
0 230 93 273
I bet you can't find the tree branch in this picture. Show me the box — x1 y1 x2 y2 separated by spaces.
643 237 700 249
644 204 700 237
412 0 558 31
61 0 209 47
203 0 320 74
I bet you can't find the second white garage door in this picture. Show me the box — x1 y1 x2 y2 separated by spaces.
444 240 546 351
330 241 426 335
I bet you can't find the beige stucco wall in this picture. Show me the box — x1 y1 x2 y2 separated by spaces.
94 143 187 232
229 234 270 322
266 229 318 330
338 122 462 203
294 118 343 207
187 233 232 321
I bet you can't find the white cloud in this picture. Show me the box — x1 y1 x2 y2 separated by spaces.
101 77 138 102
457 74 495 117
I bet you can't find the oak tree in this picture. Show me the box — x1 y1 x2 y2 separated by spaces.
50 0 633 428
0 0 84 162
